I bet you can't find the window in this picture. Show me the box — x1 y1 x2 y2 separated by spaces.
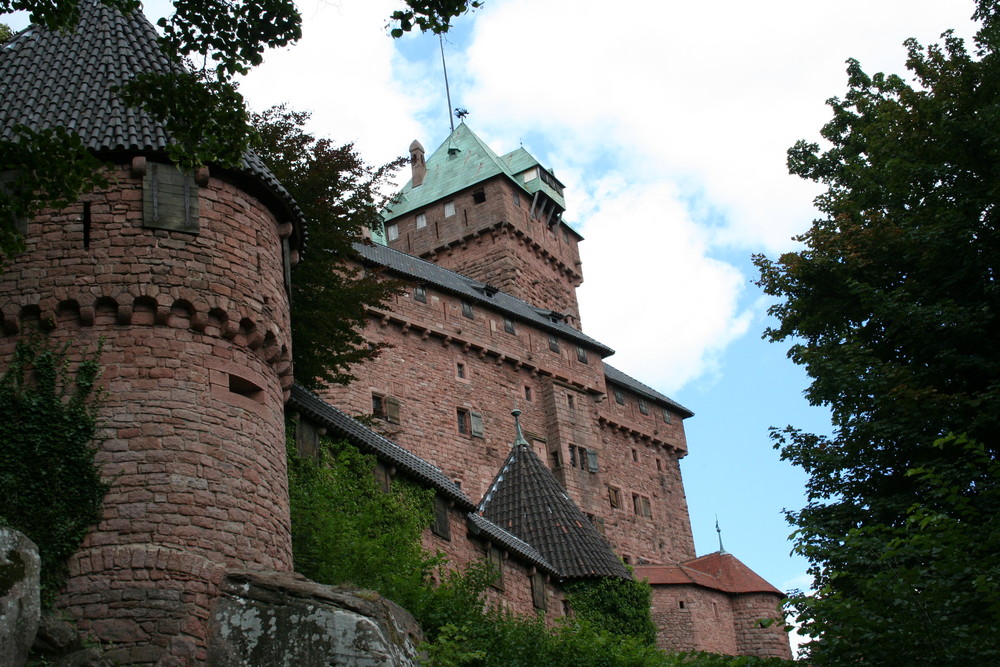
456 362 466 379
551 450 561 468
576 346 588 364
622 554 631 565
632 448 639 463
562 227 570 243
633 493 652 518
472 189 486 204
470 411 485 438
589 514 606 534
444 200 455 217
374 462 391 493
608 486 622 509
531 572 547 611
656 458 662 472
415 212 427 229
503 316 516 334
586 449 599 473
432 496 451 539
568 445 578 468
296 418 320 460
662 408 673 424
512 191 521 207
414 285 427 302
614 388 625 405
386 223 399 241
566 394 575 410
143 162 199 233
457 408 470 435
524 386 532 402
638 398 649 415
461 301 474 319
372 394 400 424
488 545 504 590
548 334 560 353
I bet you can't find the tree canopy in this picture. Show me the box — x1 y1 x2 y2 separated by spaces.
755 0 1000 662
251 105 402 389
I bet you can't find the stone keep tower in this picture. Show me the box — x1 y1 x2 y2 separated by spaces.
0 3 301 663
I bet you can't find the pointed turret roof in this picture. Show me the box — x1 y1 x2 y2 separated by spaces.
635 552 784 596
384 123 566 220
0 0 301 227
479 412 629 580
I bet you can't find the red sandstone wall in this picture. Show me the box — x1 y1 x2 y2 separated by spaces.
322 276 698 569
387 177 583 323
651 585 738 655
732 593 792 660
0 163 294 664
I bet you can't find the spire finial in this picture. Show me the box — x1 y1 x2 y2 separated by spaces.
511 408 529 446
715 515 727 554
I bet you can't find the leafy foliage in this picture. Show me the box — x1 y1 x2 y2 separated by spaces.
754 1 1000 662
0 339 108 606
286 426 436 603
252 106 404 388
0 21 12 41
564 572 658 646
388 0 483 38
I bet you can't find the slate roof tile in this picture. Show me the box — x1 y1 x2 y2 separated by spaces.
634 552 783 596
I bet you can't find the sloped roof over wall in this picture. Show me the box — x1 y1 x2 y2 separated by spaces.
635 552 783 596
479 439 630 581
384 123 565 220
0 0 301 227
604 363 694 418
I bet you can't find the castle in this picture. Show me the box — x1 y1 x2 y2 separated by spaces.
0 2 791 663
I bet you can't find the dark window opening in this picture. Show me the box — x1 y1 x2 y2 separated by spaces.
472 189 486 204
524 386 532 401
567 394 575 410
548 334 559 353
456 362 466 379
632 448 639 462
489 546 504 590
82 201 91 249
229 374 263 403
457 408 470 435
662 408 673 424
576 346 588 363
503 316 516 334
639 398 649 415
414 285 427 302
614 388 625 405
461 301 474 319
568 445 578 468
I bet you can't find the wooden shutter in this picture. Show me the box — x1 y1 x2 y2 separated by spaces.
470 411 484 437
587 449 599 472
386 396 401 424
143 162 199 233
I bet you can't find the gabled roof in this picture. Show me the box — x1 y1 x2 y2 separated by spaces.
604 362 694 418
384 123 565 220
479 438 630 581
288 384 474 510
466 513 558 577
634 552 783 596
354 241 614 356
0 0 301 228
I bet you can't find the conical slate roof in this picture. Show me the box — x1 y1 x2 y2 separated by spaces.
479 418 629 580
0 0 301 226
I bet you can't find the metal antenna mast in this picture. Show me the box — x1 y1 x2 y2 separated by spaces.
440 35 455 133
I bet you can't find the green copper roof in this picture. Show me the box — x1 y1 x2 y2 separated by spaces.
384 123 565 221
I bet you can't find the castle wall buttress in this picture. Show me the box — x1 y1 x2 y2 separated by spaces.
0 163 294 664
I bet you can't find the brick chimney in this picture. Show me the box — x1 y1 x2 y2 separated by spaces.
409 140 426 187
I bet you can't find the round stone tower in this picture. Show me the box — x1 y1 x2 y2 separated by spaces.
0 3 301 663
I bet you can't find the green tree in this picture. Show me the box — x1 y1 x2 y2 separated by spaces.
0 21 12 41
0 0 481 260
754 1 1000 662
251 105 403 388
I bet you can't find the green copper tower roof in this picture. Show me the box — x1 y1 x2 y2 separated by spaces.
384 123 565 221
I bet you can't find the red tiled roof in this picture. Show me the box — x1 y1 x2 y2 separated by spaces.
635 552 783 596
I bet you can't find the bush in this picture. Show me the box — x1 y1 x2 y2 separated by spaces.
564 570 658 645
0 338 107 606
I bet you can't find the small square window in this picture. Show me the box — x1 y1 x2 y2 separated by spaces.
457 408 470 435
503 316 516 334
444 201 456 217
373 394 400 423
414 285 427 303
633 494 652 518
416 212 427 229
461 301 474 319
548 334 560 353
472 189 486 204
386 224 399 241
576 346 588 364
614 388 625 405
638 398 649 415
456 362 466 379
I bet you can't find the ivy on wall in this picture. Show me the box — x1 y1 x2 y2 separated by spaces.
0 338 108 606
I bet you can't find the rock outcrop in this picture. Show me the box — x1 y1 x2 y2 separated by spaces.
208 570 424 666
0 527 40 667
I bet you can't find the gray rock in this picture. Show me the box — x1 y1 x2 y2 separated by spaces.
208 570 425 667
0 527 41 667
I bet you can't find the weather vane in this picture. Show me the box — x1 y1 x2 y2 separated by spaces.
455 108 469 121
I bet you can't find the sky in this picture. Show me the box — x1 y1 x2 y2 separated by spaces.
3 0 984 649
